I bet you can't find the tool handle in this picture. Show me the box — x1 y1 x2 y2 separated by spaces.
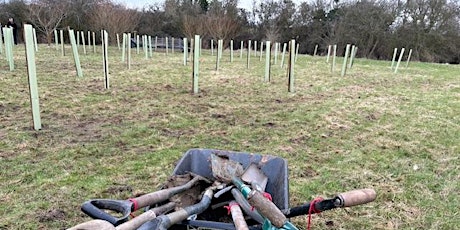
248 190 286 228
116 202 176 230
135 175 201 209
228 201 249 230
336 189 376 207
81 199 132 226
67 219 114 230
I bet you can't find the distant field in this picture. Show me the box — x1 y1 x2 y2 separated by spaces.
0 44 458 229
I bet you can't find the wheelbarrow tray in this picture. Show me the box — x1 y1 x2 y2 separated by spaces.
170 148 289 230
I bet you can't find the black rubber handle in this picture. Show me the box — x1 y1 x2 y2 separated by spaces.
81 199 132 226
283 189 377 218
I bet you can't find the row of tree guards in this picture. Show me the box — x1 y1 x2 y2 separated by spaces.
2 27 414 131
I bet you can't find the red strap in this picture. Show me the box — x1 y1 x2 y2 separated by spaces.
307 197 324 230
249 192 272 211
263 192 273 201
128 198 139 211
224 203 240 215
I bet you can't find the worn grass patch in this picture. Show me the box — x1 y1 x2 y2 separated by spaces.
0 44 458 229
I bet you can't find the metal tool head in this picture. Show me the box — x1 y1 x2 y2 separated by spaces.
241 164 268 191
210 154 244 183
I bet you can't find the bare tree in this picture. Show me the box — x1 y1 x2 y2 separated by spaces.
89 0 140 43
205 14 240 42
182 14 206 40
253 0 282 41
28 0 70 45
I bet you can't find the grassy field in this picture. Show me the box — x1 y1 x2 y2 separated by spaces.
0 43 458 229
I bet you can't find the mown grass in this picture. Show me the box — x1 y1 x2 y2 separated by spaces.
0 43 458 229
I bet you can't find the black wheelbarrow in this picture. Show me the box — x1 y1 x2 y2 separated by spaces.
167 149 375 230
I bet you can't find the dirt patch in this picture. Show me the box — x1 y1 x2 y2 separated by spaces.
103 185 133 195
163 173 205 209
38 209 66 222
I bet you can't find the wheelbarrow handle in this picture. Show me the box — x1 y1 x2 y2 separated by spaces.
138 188 215 230
336 188 376 207
283 189 377 218
81 199 132 226
81 174 205 226
68 202 176 230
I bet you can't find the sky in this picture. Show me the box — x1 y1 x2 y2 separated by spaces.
117 0 264 11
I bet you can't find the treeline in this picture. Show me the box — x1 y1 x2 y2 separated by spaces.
1 0 459 63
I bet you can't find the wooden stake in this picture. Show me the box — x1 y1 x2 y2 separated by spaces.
313 44 318 56
24 24 42 130
326 45 331 63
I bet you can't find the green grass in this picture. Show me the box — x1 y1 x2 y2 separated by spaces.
0 44 458 229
